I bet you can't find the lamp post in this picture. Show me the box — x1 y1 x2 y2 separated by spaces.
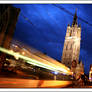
54 71 58 80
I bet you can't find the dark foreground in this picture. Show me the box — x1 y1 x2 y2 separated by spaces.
0 71 92 88
0 71 72 88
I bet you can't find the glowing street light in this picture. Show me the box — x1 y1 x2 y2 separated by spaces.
54 71 58 75
22 51 25 55
54 71 58 80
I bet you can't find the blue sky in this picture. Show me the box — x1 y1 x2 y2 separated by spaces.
13 4 92 74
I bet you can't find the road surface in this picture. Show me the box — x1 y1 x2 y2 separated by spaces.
0 77 72 88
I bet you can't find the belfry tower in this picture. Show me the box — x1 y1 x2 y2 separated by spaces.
62 10 81 68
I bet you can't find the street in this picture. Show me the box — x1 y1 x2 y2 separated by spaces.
0 77 72 88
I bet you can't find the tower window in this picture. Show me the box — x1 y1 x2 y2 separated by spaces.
68 62 69 65
69 33 72 36
69 54 71 57
64 53 66 57
70 44 72 49
66 45 68 50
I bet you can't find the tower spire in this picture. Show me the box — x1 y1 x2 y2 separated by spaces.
61 8 81 68
72 9 77 26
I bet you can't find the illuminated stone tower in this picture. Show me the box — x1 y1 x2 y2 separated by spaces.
62 10 81 68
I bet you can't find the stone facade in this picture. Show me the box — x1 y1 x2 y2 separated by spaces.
61 10 84 79
0 5 20 49
62 10 81 68
71 60 84 79
89 64 92 82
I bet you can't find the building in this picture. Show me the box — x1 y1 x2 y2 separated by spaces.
72 60 84 79
62 10 81 68
0 5 20 71
89 64 92 82
61 10 84 79
0 5 20 49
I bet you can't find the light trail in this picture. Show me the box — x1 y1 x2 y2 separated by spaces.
0 47 72 75
0 47 59 73
0 78 72 88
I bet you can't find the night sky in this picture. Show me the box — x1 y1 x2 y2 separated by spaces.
13 4 92 75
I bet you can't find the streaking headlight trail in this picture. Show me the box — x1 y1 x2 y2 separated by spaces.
0 47 72 75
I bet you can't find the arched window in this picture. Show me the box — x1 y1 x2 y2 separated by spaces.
64 53 66 57
70 44 72 49
66 45 68 50
70 32 72 37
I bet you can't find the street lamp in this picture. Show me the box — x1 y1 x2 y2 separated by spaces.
54 71 58 80
22 51 25 55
